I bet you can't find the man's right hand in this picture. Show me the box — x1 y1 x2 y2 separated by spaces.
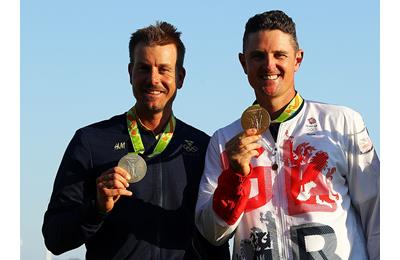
96 167 133 214
225 128 262 176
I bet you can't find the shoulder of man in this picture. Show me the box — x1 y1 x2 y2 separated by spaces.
80 113 126 133
304 99 366 134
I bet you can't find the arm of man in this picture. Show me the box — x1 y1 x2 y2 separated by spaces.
347 113 380 260
195 128 261 246
42 130 132 255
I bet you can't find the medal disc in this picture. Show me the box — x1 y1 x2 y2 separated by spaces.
241 105 271 134
118 153 147 183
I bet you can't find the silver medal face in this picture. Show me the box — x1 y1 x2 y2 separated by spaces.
118 153 147 183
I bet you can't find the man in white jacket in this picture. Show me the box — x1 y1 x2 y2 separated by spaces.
195 10 379 260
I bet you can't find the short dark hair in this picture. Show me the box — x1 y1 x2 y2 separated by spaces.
243 10 299 51
129 21 185 69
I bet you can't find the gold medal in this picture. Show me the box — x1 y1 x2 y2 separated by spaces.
241 105 271 134
118 153 147 183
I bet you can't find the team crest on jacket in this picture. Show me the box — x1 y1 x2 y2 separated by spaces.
283 135 340 215
307 117 316 124
305 117 318 134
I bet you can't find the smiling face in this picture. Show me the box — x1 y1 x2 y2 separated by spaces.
129 42 185 118
239 29 303 109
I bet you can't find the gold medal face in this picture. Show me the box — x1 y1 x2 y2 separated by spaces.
241 105 271 134
118 153 147 183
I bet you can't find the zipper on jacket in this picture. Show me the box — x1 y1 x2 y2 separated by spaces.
148 155 163 259
156 156 163 258
275 124 290 260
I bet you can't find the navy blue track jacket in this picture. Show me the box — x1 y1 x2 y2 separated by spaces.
42 113 229 259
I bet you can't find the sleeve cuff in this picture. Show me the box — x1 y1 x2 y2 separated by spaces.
83 200 109 225
212 166 252 225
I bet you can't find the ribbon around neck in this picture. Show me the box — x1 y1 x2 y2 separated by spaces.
271 93 303 123
126 106 175 158
250 93 303 124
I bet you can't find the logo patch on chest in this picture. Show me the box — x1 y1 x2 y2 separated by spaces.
305 117 318 134
183 140 198 153
114 142 126 150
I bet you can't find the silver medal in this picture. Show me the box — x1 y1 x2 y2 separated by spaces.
118 153 147 183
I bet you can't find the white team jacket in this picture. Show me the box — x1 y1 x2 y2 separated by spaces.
195 100 379 260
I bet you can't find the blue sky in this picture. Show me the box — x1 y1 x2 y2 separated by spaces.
17 0 384 259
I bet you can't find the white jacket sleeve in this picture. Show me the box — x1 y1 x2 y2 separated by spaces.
347 112 380 260
195 132 242 246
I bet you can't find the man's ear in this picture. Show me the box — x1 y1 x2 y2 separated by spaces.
177 67 186 89
128 63 133 84
294 49 304 72
238 53 248 75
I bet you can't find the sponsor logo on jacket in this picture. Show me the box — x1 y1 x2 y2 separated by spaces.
114 142 126 150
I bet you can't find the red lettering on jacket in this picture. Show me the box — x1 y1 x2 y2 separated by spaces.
245 166 272 212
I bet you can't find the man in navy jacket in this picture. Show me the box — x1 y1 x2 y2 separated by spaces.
42 21 229 260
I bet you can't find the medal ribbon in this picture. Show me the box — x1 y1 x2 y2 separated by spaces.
126 106 175 158
271 92 303 123
249 92 303 123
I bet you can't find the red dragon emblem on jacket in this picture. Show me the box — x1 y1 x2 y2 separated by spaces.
282 133 340 215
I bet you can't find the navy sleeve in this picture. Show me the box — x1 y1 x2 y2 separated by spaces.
42 129 107 255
